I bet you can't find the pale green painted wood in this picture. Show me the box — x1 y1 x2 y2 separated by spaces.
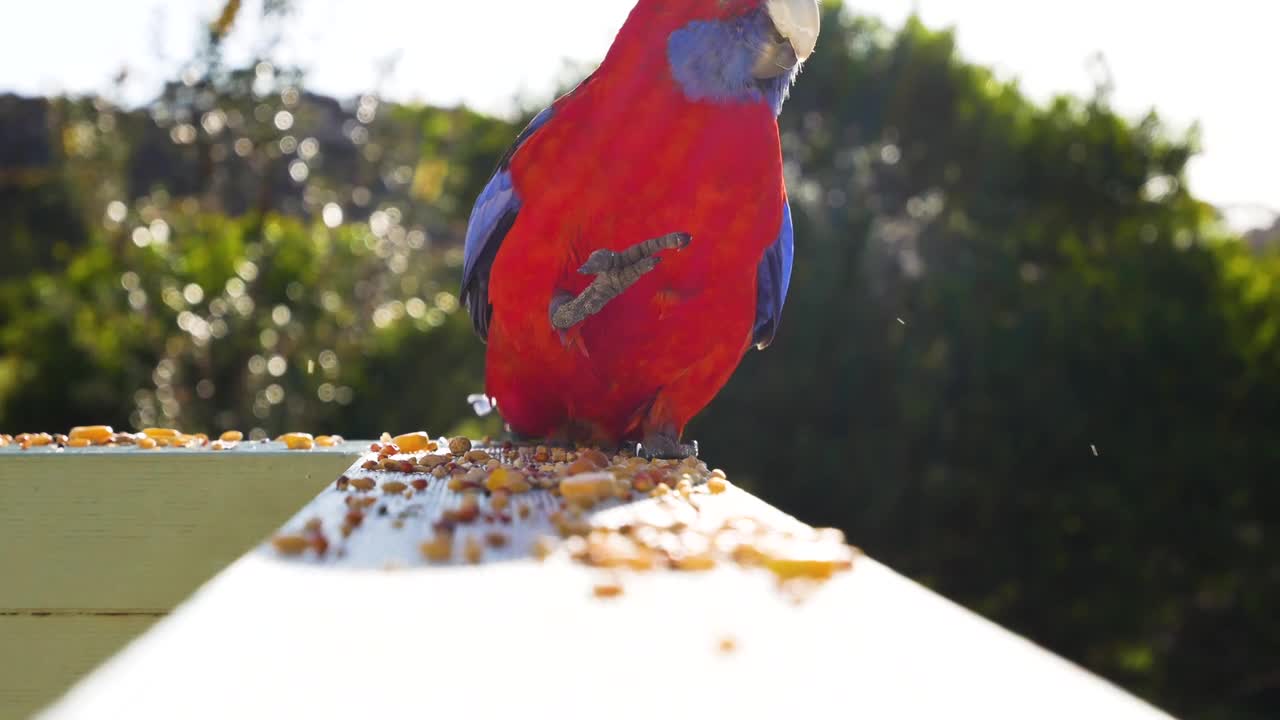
0 615 160 720
0 444 361 611
0 444 364 720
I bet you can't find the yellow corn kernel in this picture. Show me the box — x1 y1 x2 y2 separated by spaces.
484 467 518 492
280 432 314 450
420 534 453 563
136 437 158 450
142 428 181 439
708 477 729 494
463 537 484 564
219 430 244 443
271 534 310 556
559 472 616 501
393 432 432 452
67 438 93 448
26 433 54 448
316 434 342 447
490 491 511 511
593 582 624 599
673 553 717 572
69 425 114 444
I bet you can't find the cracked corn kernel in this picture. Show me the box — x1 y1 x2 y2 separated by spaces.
490 491 511 511
393 432 432 453
708 477 729 494
23 433 54 448
271 534 310 555
484 467 520 492
137 437 158 450
421 533 453 562
220 430 244 442
316 435 342 447
533 537 556 560
280 433 314 450
448 436 472 455
464 537 484 564
70 426 113 444
141 428 180 439
559 472 616 501
593 582 624 599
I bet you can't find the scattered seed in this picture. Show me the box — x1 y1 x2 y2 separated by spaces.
421 533 453 562
464 537 484 564
382 481 408 494
593 582 624 599
280 433 315 450
448 436 472 455
271 534 310 555
349 477 376 491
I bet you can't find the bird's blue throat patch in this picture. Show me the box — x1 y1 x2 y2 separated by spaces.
666 8 799 116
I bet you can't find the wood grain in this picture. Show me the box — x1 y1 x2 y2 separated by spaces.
0 444 362 611
1 615 159 720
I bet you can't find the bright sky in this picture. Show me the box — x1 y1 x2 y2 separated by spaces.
4 0 1277 228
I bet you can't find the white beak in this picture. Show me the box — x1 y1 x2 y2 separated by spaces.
765 0 821 62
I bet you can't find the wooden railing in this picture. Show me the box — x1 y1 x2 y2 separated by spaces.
2 440 1174 719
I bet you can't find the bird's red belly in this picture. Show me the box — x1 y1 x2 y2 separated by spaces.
485 96 783 442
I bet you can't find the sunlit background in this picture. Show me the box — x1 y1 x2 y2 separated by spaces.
6 0 1278 228
2 2 1278 718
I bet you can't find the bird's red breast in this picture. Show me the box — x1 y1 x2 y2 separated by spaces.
483 6 786 443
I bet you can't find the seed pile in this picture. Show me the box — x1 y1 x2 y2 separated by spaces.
270 432 860 596
0 426 345 451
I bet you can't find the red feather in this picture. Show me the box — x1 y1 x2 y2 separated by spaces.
485 1 785 443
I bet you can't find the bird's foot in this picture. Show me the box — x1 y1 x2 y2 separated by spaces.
549 231 692 331
635 430 699 460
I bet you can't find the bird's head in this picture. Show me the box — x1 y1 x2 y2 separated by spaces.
606 0 822 114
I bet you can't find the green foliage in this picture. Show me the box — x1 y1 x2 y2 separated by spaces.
0 4 1277 718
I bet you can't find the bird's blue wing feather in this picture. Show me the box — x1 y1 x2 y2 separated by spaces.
461 105 555 341
752 199 794 349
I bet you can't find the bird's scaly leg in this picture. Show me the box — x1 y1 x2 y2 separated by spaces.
549 232 691 331
634 426 699 460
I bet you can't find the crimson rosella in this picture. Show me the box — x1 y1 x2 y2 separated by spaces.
462 0 819 457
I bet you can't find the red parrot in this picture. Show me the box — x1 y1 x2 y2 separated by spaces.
461 0 819 457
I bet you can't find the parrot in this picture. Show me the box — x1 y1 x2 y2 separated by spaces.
461 0 819 458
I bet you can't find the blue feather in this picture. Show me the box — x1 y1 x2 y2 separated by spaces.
667 9 799 115
461 105 555 340
753 199 794 349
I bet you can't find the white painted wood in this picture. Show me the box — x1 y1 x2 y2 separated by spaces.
39 459 1174 720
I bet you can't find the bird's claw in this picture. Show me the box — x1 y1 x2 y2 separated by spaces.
550 231 691 331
